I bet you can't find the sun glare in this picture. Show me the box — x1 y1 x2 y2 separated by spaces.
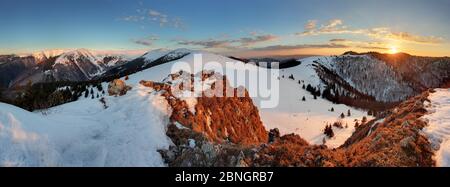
389 46 398 54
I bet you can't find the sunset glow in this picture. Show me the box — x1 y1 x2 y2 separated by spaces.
390 46 399 54
0 0 449 57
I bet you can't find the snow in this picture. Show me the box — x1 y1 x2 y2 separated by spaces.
0 82 173 166
122 52 371 148
422 88 450 167
54 49 98 66
188 139 196 148
316 55 414 102
141 48 170 67
257 57 370 147
178 91 198 115
0 50 377 166
31 49 68 62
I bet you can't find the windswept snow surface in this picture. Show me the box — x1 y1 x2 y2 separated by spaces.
0 83 173 166
422 88 450 167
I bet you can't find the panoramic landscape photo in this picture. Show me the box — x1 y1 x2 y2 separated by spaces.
0 0 449 167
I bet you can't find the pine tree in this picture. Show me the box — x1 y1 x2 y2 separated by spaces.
330 107 334 112
340 112 345 119
347 109 351 116
302 84 305 89
288 74 294 80
313 95 317 100
84 89 89 98
302 96 306 101
324 125 334 138
354 121 360 128
362 116 368 124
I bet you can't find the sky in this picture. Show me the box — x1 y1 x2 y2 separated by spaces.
0 0 449 57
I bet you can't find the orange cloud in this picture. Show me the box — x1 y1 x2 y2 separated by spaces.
299 19 445 44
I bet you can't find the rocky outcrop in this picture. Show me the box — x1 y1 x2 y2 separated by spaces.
141 71 268 146
152 70 435 167
249 90 435 167
158 123 257 167
108 79 131 96
159 89 435 167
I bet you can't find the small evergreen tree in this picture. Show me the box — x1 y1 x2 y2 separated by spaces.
330 107 334 112
323 125 334 138
340 112 345 119
302 96 306 101
347 109 351 116
84 89 89 98
288 74 294 80
362 116 368 124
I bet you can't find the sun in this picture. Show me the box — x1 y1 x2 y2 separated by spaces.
389 46 398 54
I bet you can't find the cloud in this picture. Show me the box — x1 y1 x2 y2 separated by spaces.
120 16 141 22
301 19 349 35
234 34 278 46
178 39 232 48
304 20 317 31
120 7 186 29
329 38 349 42
252 43 348 51
133 35 159 46
177 34 278 49
329 38 389 50
299 19 445 44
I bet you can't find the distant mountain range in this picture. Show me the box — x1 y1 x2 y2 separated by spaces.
0 48 449 167
1 48 449 105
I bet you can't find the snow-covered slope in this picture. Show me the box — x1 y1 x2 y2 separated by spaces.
140 48 170 67
0 50 377 167
257 57 370 147
422 88 450 167
31 49 68 63
0 83 172 166
316 55 415 102
51 49 127 81
121 51 371 148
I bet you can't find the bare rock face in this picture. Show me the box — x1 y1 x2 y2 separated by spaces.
251 90 435 167
141 71 268 146
108 79 131 96
158 123 258 167
268 128 280 143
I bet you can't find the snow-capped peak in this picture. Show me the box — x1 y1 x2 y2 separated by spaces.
30 49 68 62
141 48 170 62
54 49 98 66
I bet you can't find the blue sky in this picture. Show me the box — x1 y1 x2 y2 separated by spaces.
1 0 449 57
